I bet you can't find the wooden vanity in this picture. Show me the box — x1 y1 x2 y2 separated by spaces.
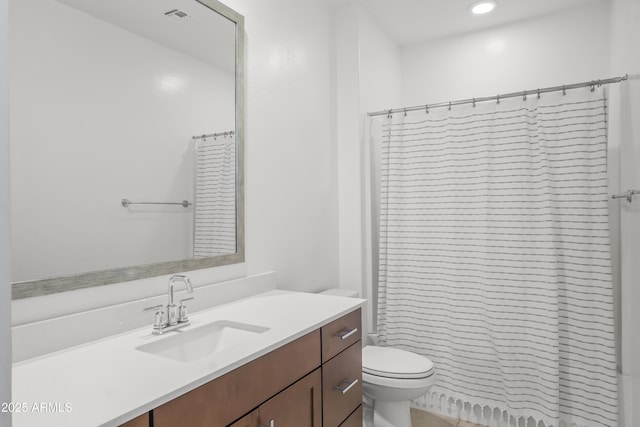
120 308 362 427
12 291 364 427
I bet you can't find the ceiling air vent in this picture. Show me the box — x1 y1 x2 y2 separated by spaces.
164 9 189 20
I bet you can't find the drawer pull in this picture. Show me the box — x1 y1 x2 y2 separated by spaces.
335 327 358 340
259 421 275 427
335 378 358 395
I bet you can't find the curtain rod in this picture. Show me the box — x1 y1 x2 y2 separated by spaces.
192 130 235 140
367 75 628 117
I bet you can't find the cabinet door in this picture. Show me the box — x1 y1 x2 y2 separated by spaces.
229 410 258 427
258 368 322 427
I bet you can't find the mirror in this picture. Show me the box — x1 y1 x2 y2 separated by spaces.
10 0 244 299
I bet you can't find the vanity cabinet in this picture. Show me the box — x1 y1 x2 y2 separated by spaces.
258 368 322 426
320 309 363 427
124 308 362 427
119 412 149 427
230 369 322 427
321 308 361 361
228 412 257 427
337 406 363 427
322 343 362 427
153 330 320 427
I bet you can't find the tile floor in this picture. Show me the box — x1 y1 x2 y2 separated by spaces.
410 408 487 427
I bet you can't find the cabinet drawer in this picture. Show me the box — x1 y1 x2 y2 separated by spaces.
153 330 320 427
321 309 361 362
340 406 363 427
322 342 362 427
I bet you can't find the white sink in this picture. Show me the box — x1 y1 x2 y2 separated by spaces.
136 320 270 363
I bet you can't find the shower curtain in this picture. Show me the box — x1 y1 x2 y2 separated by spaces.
193 134 236 257
376 87 618 427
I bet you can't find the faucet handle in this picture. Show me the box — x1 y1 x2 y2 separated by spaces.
143 304 164 312
178 297 194 323
143 304 166 329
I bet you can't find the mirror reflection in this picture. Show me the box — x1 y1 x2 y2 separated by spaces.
10 0 243 295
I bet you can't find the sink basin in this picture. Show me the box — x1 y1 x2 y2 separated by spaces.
136 320 270 363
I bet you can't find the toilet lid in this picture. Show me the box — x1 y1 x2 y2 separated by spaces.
362 346 434 379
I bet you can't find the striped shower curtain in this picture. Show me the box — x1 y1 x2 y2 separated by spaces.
193 134 236 257
376 87 618 427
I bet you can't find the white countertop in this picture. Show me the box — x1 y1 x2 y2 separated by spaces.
12 290 365 427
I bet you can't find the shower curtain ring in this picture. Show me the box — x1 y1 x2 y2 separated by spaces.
472 98 476 107
448 101 452 111
496 94 500 104
425 105 429 114
404 108 407 117
563 85 566 95
537 89 541 99
523 90 527 101
590 81 596 92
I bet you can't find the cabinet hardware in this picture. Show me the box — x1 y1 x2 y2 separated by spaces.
335 378 358 395
335 327 358 340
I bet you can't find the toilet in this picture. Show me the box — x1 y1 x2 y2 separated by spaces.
362 345 434 427
318 289 435 427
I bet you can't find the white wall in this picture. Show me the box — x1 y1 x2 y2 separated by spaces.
609 0 640 424
11 0 341 324
335 4 402 334
336 5 362 303
10 0 235 282
0 0 11 420
400 1 611 106
357 10 403 114
224 0 340 292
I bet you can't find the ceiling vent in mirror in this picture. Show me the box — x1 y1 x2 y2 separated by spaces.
164 9 189 20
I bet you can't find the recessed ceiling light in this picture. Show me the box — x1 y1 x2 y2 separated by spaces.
471 0 497 15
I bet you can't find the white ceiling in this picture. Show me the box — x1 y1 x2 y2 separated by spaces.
54 0 608 69
56 0 236 71
329 0 607 46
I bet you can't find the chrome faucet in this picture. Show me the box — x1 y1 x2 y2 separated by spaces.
144 274 195 335
167 274 194 326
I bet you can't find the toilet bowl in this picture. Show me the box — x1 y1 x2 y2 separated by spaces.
362 345 435 427
316 289 435 427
